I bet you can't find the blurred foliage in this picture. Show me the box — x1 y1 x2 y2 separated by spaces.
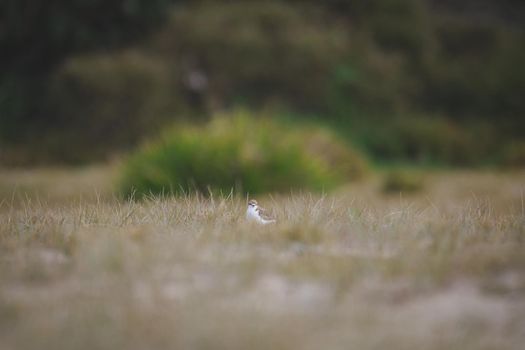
151 1 349 110
422 18 525 124
118 110 367 197
382 169 425 194
355 116 493 166
0 0 173 155
43 51 179 163
1 0 525 167
501 142 525 168
1 0 173 74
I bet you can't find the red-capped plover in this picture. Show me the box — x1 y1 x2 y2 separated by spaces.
246 199 276 224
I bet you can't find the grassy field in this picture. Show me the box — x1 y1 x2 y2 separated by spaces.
1 167 524 350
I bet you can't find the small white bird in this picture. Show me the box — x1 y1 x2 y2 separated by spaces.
246 199 276 224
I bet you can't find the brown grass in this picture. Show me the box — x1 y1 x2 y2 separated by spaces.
0 167 524 350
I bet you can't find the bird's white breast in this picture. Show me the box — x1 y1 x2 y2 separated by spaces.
246 206 260 222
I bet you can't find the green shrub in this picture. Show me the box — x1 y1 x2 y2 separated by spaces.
382 169 424 194
118 110 367 197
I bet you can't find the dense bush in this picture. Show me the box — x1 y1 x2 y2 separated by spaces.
118 110 367 197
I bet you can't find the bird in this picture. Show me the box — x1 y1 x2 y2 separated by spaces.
246 199 276 224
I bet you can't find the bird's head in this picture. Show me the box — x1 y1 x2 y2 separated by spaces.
248 199 258 208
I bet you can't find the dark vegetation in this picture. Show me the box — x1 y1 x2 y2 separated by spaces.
0 0 173 157
1 0 524 167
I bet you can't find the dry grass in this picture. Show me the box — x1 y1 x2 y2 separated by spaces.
0 168 524 350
